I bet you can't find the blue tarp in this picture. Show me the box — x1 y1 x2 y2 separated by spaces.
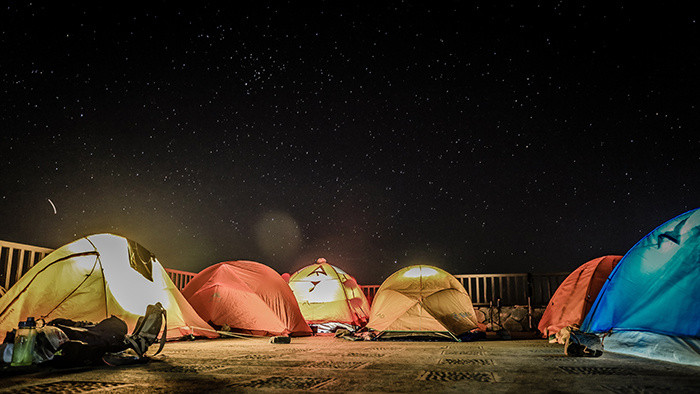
581 208 700 365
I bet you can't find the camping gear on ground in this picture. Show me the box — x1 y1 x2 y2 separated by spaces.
123 302 167 358
538 255 622 342
1 304 166 367
270 336 291 344
32 326 69 363
0 233 217 342
366 265 478 340
1 325 69 365
52 304 166 366
287 259 371 333
50 315 130 366
581 208 700 366
182 260 312 337
561 327 603 357
10 317 37 366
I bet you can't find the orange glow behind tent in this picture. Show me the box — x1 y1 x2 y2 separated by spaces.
287 260 370 328
367 265 478 340
182 261 312 337
538 255 622 338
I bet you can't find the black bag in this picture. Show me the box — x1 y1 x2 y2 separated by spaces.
124 302 167 358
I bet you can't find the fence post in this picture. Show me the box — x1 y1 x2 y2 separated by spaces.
0 241 54 291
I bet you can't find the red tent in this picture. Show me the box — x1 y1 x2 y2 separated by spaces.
182 261 312 337
538 255 622 338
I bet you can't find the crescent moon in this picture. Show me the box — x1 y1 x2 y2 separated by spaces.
48 198 57 214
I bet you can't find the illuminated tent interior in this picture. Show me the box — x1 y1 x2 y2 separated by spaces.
581 208 700 366
538 255 622 340
367 265 478 340
287 259 370 332
182 260 312 337
0 233 217 342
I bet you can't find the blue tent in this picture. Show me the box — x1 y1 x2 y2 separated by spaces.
581 208 700 365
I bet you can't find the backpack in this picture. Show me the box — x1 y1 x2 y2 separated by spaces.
124 302 167 359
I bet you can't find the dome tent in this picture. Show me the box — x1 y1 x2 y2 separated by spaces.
0 233 217 341
287 258 370 332
538 255 622 340
581 208 700 366
182 260 312 337
367 265 478 340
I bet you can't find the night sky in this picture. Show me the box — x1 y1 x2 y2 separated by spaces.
1 2 698 284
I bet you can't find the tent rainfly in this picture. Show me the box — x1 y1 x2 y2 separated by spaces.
182 260 312 337
0 233 217 342
581 208 700 366
287 259 370 332
538 255 622 340
366 265 478 340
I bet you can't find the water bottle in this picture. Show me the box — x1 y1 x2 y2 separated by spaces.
11 317 37 366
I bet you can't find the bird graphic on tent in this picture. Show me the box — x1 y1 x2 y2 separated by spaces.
656 218 687 247
309 281 321 292
309 266 327 276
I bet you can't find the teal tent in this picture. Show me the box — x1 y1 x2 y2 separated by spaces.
582 208 700 365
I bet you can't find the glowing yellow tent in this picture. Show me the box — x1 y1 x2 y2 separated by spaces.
367 265 478 340
287 259 370 331
0 233 217 341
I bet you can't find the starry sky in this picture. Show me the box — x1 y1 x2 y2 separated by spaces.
1 2 698 284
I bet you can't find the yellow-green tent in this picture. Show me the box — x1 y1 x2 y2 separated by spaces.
367 265 478 340
287 259 370 330
0 233 216 341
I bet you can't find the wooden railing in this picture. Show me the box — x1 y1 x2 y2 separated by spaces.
165 268 196 290
529 272 571 306
0 240 54 293
359 272 569 307
454 272 569 306
359 285 380 306
1 240 568 307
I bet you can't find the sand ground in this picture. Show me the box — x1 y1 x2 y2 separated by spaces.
1 335 698 393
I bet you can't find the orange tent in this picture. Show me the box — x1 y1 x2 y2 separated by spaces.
182 261 312 337
538 255 622 338
367 265 478 340
287 259 370 330
0 234 216 341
